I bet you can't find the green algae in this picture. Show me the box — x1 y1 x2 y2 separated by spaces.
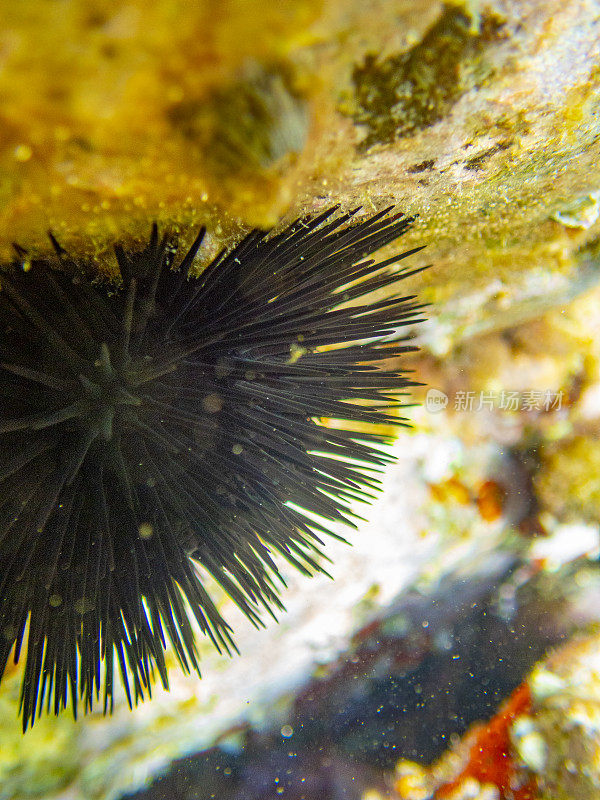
346 5 505 148
167 63 309 178
0 680 79 800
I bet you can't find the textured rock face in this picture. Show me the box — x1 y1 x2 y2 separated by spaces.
526 635 600 800
1 0 599 339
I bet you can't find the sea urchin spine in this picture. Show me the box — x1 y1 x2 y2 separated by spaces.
0 206 426 729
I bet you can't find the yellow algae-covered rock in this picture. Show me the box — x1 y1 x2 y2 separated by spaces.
535 435 600 523
517 634 600 800
0 0 599 342
0 0 321 256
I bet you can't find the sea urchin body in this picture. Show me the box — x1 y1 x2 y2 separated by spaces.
0 206 426 729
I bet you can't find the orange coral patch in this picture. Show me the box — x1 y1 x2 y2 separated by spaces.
437 682 537 799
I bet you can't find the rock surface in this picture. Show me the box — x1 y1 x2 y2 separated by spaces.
0 0 599 342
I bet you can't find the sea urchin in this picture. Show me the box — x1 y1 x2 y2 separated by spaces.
0 206 426 729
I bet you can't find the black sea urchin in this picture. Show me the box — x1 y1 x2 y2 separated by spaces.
0 206 426 729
